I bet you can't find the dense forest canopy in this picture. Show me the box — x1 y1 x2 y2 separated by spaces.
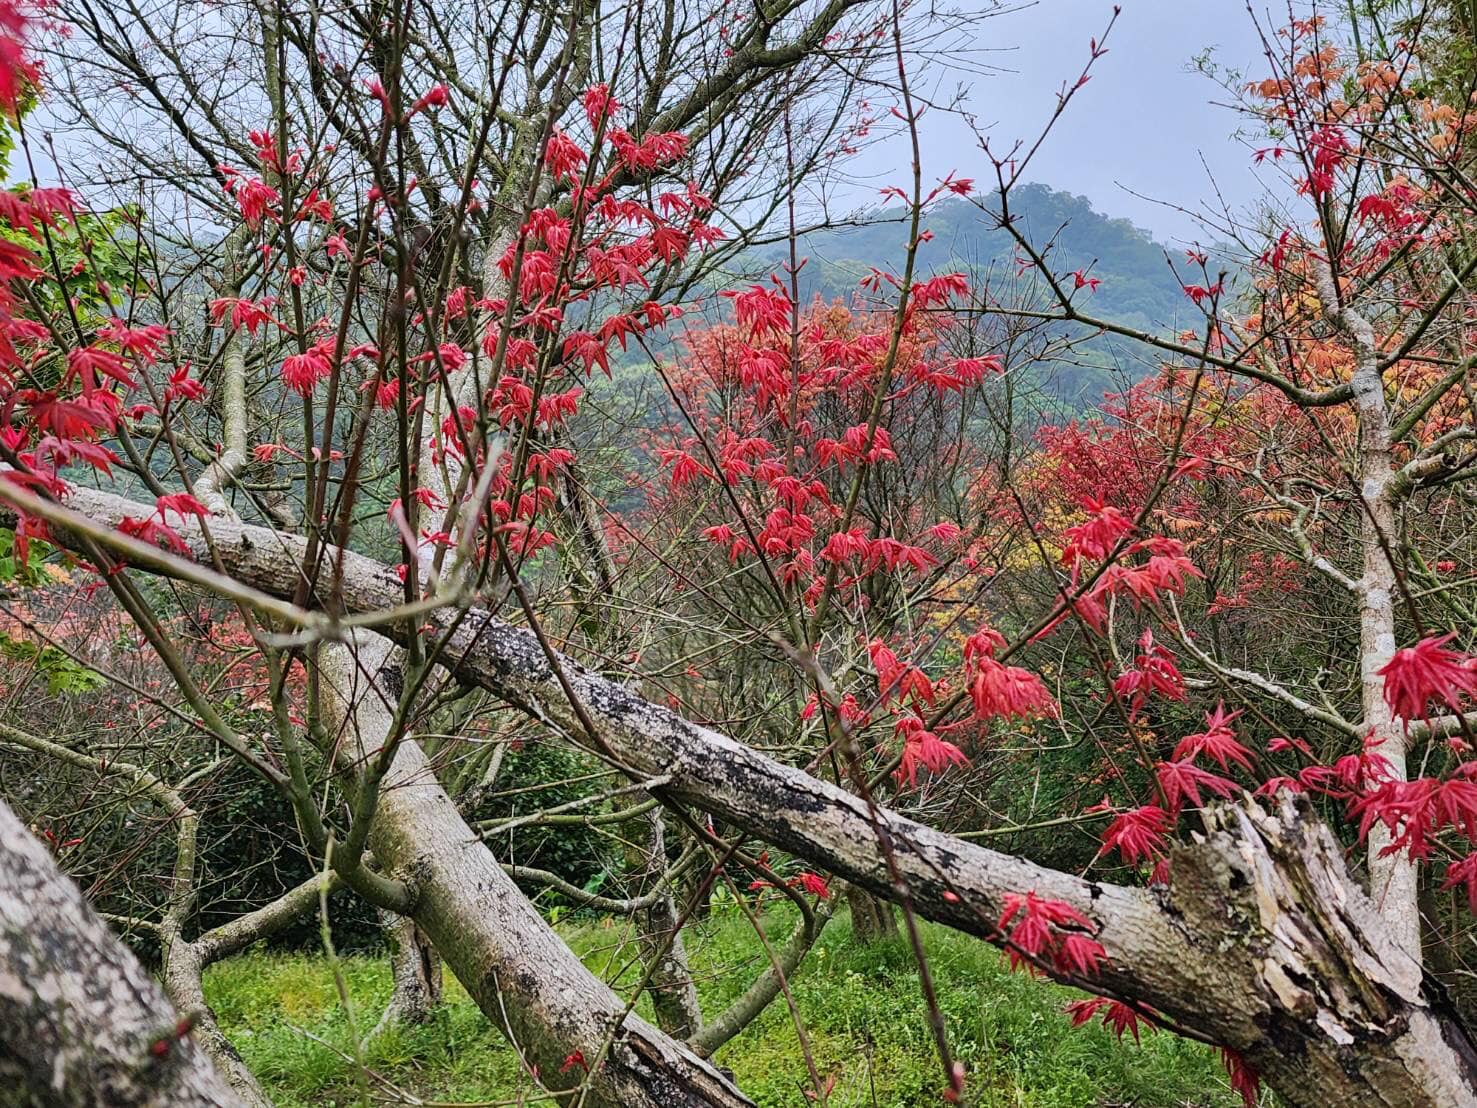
3 2 1477 1108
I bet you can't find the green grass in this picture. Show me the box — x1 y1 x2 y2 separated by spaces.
205 908 1243 1107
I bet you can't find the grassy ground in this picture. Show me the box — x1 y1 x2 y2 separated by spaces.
205 906 1244 1107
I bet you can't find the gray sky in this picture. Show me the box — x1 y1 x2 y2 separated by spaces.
29 0 1284 248
846 0 1281 245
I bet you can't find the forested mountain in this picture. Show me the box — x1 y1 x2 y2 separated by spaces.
744 184 1227 398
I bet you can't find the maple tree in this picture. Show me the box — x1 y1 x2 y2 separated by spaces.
6 2 1477 1107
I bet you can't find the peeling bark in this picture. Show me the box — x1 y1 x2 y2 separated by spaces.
1161 800 1476 1107
0 798 239 1107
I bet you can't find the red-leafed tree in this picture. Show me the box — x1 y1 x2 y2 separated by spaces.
8 2 1477 1107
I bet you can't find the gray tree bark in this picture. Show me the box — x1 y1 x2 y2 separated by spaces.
317 634 751 1108
845 885 898 945
1316 262 1422 963
369 910 443 1036
0 721 275 1107
0 798 240 1107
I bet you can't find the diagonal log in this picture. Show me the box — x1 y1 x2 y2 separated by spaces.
13 483 1477 1106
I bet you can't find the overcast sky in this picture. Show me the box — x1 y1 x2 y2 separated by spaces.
29 0 1287 248
842 0 1283 245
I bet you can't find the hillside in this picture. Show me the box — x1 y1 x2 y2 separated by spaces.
743 184 1225 399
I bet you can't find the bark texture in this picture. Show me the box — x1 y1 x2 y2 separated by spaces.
318 634 751 1108
1162 800 1476 1107
160 941 270 1108
0 798 240 1107
0 721 274 1106
17 485 1477 1105
370 911 443 1036
846 886 898 945
1317 263 1421 961
1352 346 1419 958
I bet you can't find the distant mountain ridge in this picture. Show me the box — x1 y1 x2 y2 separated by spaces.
746 184 1226 399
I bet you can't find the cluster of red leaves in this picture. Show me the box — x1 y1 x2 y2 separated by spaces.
963 626 1054 722
0 15 245 566
893 715 968 789
0 0 33 110
1 290 187 557
1307 638 1477 905
1111 629 1185 712
1379 634 1477 724
663 300 984 615
747 870 830 900
649 295 1021 794
1063 996 1152 1043
208 80 718 576
1098 804 1170 870
1036 495 1206 642
997 890 1106 979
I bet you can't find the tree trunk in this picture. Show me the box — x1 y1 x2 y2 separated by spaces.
0 798 239 1107
619 795 701 1039
0 718 286 1107
370 910 443 1036
318 634 751 1108
1355 387 1419 959
845 885 898 945
161 939 272 1108
1319 264 1421 962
